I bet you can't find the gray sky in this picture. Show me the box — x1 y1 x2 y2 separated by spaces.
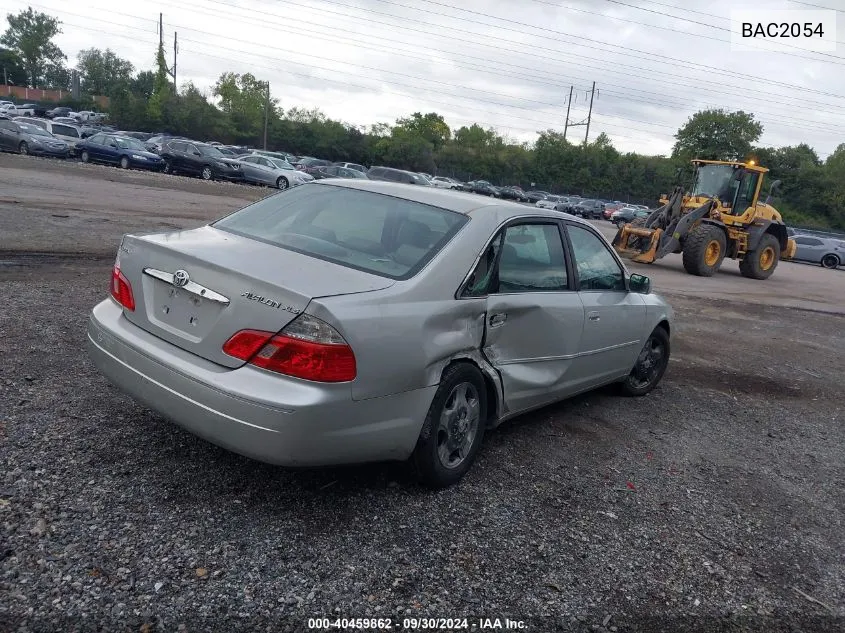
5 0 845 158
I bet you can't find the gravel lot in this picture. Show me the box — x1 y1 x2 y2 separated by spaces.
1 154 843 632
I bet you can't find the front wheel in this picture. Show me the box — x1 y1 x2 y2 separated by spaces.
619 326 670 396
119 156 130 169
19 142 29 155
821 254 840 269
411 363 487 489
739 233 780 280
80 150 90 163
201 166 213 181
682 223 727 277
276 176 289 190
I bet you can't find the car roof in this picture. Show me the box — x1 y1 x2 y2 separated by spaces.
314 180 595 224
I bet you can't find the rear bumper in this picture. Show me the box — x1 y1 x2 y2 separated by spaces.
86 299 435 466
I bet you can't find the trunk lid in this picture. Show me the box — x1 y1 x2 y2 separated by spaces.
117 226 395 368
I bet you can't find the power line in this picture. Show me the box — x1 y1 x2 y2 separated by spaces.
789 0 845 13
277 0 845 112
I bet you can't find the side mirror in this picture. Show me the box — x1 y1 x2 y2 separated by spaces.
765 179 782 204
629 273 651 294
193 151 201 156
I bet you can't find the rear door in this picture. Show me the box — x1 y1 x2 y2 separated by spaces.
564 222 646 385
0 120 16 150
793 236 823 263
477 220 587 414
238 155 263 182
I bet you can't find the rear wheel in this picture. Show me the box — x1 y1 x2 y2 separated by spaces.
276 176 289 190
821 254 840 269
80 150 90 163
18 142 29 155
619 326 670 396
682 224 726 277
739 233 780 280
412 363 487 489
119 156 130 169
201 166 213 180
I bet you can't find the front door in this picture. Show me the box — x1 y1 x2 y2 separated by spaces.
564 223 646 386
477 221 586 415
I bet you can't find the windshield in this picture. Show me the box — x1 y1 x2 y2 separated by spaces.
19 124 52 137
692 164 737 198
115 136 145 150
213 185 467 280
198 145 224 158
269 158 295 170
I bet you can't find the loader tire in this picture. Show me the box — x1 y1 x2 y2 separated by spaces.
682 224 726 277
739 233 779 280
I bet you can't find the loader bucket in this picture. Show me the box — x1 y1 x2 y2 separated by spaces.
612 225 663 264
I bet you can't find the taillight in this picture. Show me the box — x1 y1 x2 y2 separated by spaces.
110 264 135 311
223 314 356 382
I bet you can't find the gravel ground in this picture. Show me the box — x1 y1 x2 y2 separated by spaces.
1 155 844 632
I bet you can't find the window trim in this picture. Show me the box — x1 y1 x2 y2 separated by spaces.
456 216 576 299
562 220 629 293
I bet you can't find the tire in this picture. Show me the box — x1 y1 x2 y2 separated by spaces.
821 254 840 269
19 142 29 155
80 150 89 163
119 156 130 169
411 363 487 489
276 176 289 190
201 166 213 181
162 160 173 174
739 233 780 280
619 326 670 397
682 223 727 277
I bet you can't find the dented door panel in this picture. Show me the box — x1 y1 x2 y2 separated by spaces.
482 293 586 415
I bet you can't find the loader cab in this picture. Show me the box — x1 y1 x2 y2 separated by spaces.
690 161 764 218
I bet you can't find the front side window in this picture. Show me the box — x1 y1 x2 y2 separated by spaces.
498 224 568 293
567 225 626 291
213 185 467 280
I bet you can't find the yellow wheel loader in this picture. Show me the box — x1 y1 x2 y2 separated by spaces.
612 160 797 279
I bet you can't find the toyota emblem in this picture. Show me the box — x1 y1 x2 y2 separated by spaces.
173 269 190 288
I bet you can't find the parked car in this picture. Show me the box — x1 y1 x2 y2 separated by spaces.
791 235 845 269
0 103 20 116
536 195 562 209
74 110 106 123
367 166 432 185
0 119 69 157
76 133 164 170
235 154 314 189
252 149 296 163
87 180 672 488
572 199 606 219
498 186 528 202
471 180 499 197
611 207 651 227
293 157 332 171
46 106 74 119
525 190 550 203
159 140 245 181
15 117 85 156
334 161 367 173
430 176 458 189
309 165 369 180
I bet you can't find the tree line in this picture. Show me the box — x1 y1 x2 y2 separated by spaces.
2 7 843 230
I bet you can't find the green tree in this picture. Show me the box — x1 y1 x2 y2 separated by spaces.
0 46 26 84
213 72 274 143
0 7 65 88
77 47 134 96
395 112 451 151
672 109 763 161
146 42 173 127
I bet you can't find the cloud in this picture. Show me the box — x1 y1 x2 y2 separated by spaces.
5 0 844 158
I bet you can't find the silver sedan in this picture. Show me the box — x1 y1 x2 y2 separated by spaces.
235 154 314 189
87 181 673 488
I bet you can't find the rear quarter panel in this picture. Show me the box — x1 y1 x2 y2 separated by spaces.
309 206 507 402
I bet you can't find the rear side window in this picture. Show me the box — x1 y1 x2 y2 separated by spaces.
213 184 468 280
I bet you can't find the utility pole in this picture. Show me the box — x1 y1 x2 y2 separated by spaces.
584 81 596 145
173 31 178 93
563 85 573 142
159 13 163 49
263 81 270 150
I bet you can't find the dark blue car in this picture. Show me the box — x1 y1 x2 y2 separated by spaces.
77 133 164 170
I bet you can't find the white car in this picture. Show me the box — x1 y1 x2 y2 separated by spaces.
431 176 459 189
0 103 19 116
536 195 562 209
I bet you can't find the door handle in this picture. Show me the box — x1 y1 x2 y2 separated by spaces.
588 311 600 322
489 312 507 327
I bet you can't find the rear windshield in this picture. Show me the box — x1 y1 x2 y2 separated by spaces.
213 184 468 280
